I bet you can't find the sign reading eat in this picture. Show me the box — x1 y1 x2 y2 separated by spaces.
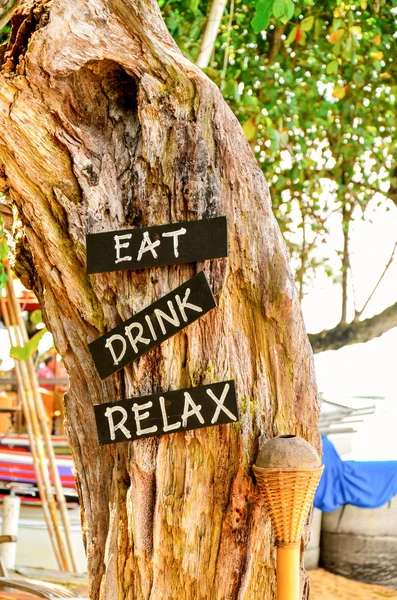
86 216 228 274
88 271 216 379
94 381 238 445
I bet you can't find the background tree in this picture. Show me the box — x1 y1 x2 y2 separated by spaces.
3 1 396 355
161 0 397 352
0 1 319 599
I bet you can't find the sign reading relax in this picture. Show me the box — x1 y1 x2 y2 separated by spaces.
89 271 216 379
86 216 228 274
94 381 238 445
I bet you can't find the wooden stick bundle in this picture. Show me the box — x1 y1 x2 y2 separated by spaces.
0 295 65 570
1 267 78 571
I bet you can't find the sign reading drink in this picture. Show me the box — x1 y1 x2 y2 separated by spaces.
86 216 228 274
89 271 216 379
94 381 238 445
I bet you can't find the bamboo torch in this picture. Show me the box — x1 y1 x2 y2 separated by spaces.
253 435 323 600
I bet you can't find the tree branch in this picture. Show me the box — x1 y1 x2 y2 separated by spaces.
309 301 397 353
341 202 351 324
356 241 397 318
221 0 235 81
267 25 286 65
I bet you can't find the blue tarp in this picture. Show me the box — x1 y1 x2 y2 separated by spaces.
314 436 397 512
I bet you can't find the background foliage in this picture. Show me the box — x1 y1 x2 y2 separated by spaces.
0 0 396 350
161 0 397 324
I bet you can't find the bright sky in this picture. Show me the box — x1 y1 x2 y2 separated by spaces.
302 196 397 459
303 197 397 398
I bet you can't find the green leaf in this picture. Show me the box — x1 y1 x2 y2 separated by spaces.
222 78 240 102
251 0 274 32
272 0 284 18
0 271 7 293
0 239 7 261
291 163 299 182
329 28 345 44
314 18 322 39
332 37 344 56
268 128 281 153
280 131 289 146
243 117 257 141
10 327 47 361
284 0 295 22
326 60 338 75
273 0 294 23
350 25 362 38
298 29 307 45
301 16 314 32
333 85 346 99
285 25 298 45
342 35 353 60
30 310 43 326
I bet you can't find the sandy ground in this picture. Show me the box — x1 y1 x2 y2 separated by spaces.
63 569 397 599
12 567 397 599
310 569 397 600
58 568 397 599
39 568 397 599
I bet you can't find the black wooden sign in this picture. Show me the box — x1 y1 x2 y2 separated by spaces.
86 216 228 274
89 271 216 379
94 380 238 445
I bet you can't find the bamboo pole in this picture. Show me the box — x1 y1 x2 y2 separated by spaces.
0 493 20 569
196 0 228 68
4 279 71 571
5 268 78 571
276 546 300 600
27 362 78 571
1 295 64 570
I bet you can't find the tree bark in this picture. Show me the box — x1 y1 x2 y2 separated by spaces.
266 25 286 65
0 1 320 599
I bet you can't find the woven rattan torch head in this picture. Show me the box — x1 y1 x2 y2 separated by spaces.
253 435 323 547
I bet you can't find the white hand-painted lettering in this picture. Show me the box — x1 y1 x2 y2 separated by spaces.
145 314 157 341
132 402 158 436
114 234 133 264
175 288 203 322
159 396 181 432
137 231 161 262
104 406 132 440
161 227 187 258
181 392 204 428
125 323 150 353
207 384 236 424
105 334 127 365
154 301 180 335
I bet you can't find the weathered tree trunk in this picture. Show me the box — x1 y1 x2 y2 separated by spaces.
0 1 320 598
